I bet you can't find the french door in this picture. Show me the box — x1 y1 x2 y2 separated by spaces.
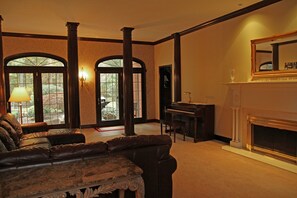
97 70 123 126
7 71 67 126
96 57 146 127
5 53 68 127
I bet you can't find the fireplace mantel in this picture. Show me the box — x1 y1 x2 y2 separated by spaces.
226 81 297 149
223 76 297 172
248 116 297 132
225 79 297 85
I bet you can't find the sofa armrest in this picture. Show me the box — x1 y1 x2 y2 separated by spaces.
21 122 49 134
158 156 177 198
109 143 176 198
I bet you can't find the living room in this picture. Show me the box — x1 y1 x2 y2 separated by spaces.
1 0 297 197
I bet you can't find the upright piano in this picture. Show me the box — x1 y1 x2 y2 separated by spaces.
166 102 215 142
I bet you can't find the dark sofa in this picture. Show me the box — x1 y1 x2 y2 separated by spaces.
0 113 177 198
0 113 85 153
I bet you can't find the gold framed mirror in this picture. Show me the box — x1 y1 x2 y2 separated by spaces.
251 30 297 79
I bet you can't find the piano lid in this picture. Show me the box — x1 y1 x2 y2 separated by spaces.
174 102 214 106
169 102 213 112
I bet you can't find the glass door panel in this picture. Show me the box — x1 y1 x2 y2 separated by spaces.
133 73 142 118
8 73 35 123
42 73 65 125
100 73 120 121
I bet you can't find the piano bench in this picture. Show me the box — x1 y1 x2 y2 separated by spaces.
172 120 187 143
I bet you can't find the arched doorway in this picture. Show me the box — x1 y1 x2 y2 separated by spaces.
95 56 146 126
4 53 68 128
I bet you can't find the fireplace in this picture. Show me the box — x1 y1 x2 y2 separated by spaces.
247 116 297 163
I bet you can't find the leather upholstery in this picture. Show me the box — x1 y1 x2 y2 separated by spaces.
21 122 49 133
0 147 50 168
107 134 172 152
0 126 17 151
0 120 20 146
19 137 50 148
0 113 86 166
2 113 23 138
0 114 176 198
108 135 176 198
50 141 108 161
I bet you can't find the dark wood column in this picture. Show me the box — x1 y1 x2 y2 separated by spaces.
121 27 135 136
271 43 279 70
173 33 181 102
0 15 6 114
66 22 80 128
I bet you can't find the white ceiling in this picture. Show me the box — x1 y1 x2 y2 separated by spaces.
0 0 261 42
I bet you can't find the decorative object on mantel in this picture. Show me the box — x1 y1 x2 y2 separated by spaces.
183 91 192 103
230 68 235 82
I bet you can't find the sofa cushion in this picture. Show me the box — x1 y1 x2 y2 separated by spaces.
50 141 108 161
22 131 49 140
19 137 50 148
107 135 172 152
0 139 8 152
0 120 20 146
21 143 50 150
2 113 23 138
22 129 85 145
0 147 49 168
0 127 17 151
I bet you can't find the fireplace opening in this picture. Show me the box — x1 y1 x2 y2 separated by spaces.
248 116 297 163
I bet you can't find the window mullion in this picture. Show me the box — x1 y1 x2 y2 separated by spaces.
34 71 43 122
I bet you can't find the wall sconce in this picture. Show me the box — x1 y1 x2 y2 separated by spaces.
79 67 87 87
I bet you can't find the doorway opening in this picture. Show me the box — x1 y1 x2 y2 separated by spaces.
95 56 146 127
159 65 172 120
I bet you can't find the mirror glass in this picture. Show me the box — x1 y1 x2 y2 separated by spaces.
251 31 297 78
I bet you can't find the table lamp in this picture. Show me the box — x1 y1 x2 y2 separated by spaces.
8 87 31 124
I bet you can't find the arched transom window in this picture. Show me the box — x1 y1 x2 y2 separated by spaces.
96 57 146 126
5 53 67 127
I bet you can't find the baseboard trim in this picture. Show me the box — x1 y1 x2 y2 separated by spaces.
214 135 231 143
146 119 159 123
80 124 98 129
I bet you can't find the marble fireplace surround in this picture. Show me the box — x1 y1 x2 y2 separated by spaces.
223 81 297 173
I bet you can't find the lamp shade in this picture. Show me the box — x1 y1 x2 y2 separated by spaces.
8 87 31 102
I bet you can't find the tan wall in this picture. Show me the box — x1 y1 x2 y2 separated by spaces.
3 37 67 58
3 37 155 126
154 0 297 138
154 40 173 119
78 41 155 125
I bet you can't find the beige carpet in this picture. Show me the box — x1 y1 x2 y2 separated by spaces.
171 140 297 198
82 123 297 198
